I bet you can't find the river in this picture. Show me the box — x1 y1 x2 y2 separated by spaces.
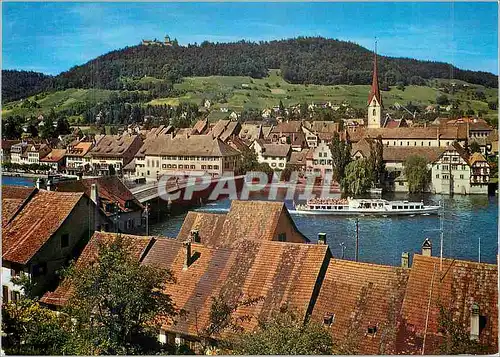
149 191 498 266
3 175 497 266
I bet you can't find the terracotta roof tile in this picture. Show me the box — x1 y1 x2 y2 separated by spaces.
1 186 36 226
312 259 409 354
270 121 302 134
400 254 498 354
90 134 141 158
137 135 240 157
2 190 84 264
261 143 291 158
40 149 66 162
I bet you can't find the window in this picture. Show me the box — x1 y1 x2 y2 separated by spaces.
277 233 286 242
460 174 464 179
436 174 439 178
172 165 177 169
367 326 377 335
167 164 171 168
162 164 166 169
32 263 47 277
201 165 206 169
2 286 8 304
399 182 404 186
190 165 195 169
372 109 376 116
428 141 431 146
61 234 69 248
208 165 212 169
323 313 335 326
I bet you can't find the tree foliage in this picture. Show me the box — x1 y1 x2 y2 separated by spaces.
62 234 177 355
329 132 352 186
469 141 481 154
403 155 430 193
367 135 385 185
342 158 374 196
231 307 335 355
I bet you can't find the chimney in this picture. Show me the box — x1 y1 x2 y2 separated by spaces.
318 233 327 245
46 179 52 191
401 252 409 268
470 303 480 340
36 177 42 189
190 229 200 243
90 183 98 205
183 240 192 270
422 238 432 257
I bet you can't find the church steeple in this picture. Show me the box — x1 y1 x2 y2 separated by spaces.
368 42 382 107
367 41 382 129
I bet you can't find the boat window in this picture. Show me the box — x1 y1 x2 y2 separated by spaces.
398 206 403 209
327 206 331 210
409 206 414 209
338 206 343 210
392 206 396 209
322 206 326 210
404 206 408 209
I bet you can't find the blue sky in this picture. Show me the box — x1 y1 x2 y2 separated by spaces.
2 2 498 75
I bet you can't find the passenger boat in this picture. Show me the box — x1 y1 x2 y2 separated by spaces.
293 197 440 216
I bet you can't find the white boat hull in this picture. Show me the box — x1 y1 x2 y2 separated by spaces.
291 207 440 216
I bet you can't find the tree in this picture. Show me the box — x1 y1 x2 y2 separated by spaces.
62 234 177 355
2 298 75 355
40 116 56 139
436 94 450 106
367 136 385 185
329 132 352 186
235 148 260 175
55 117 71 136
231 307 334 355
469 141 481 154
403 155 430 193
342 159 373 196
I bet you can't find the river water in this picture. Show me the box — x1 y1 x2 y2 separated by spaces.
149 190 499 266
4 175 497 266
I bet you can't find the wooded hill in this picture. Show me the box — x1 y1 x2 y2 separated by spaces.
3 37 497 102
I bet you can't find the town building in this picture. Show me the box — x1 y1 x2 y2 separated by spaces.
238 123 264 143
2 186 108 302
40 149 66 172
269 121 303 146
1 140 21 164
209 120 241 142
89 134 143 176
56 176 144 233
10 141 51 165
251 140 291 170
135 134 241 180
65 141 94 175
431 142 490 195
305 141 333 178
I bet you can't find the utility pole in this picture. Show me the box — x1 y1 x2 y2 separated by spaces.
440 200 444 271
355 217 359 262
479 236 481 263
145 203 149 236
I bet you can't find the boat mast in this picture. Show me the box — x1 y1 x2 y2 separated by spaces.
439 200 444 271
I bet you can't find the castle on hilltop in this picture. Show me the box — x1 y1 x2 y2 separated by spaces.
141 35 173 47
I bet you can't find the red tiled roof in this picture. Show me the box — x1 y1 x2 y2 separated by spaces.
41 232 155 306
2 190 84 264
1 185 36 226
399 254 498 354
141 237 330 337
40 149 66 163
177 200 308 248
270 121 302 134
312 259 409 354
56 176 143 214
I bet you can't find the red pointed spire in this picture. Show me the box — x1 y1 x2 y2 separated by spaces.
368 44 382 107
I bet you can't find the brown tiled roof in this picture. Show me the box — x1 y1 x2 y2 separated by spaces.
308 121 340 134
348 127 467 142
56 176 143 214
312 259 409 355
40 149 66 163
2 190 84 264
41 232 155 306
177 200 309 248
289 149 308 166
66 142 93 157
239 124 262 142
261 125 273 138
143 238 330 337
1 186 36 226
399 254 498 354
262 143 291 158
210 120 231 138
352 139 446 163
192 119 208 135
270 121 302 134
469 152 487 166
137 135 240 157
219 122 240 142
90 134 141 158
1 140 21 150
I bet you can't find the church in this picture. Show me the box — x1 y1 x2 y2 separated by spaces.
367 51 383 129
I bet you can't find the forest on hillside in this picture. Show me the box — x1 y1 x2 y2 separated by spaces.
3 37 497 102
2 70 53 102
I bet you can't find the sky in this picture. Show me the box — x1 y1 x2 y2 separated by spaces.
2 2 498 75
